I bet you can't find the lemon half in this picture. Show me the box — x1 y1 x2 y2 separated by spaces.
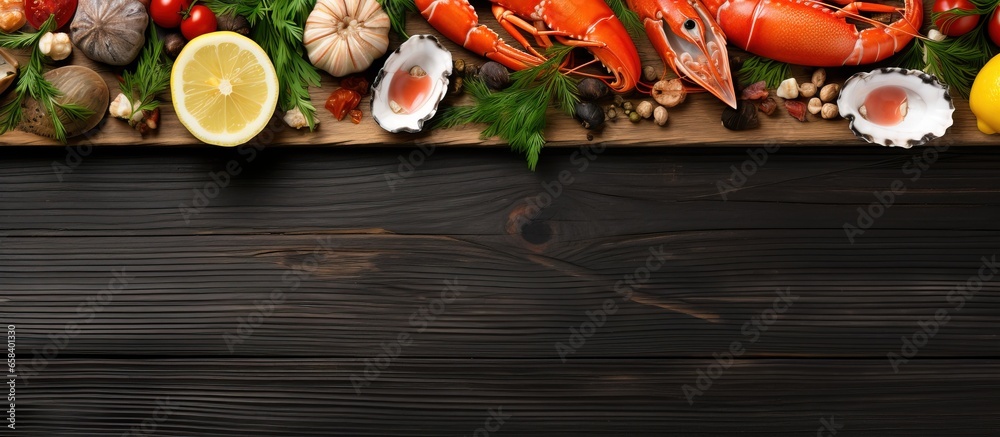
171 32 279 147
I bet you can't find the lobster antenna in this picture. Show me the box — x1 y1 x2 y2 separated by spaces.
808 2 924 41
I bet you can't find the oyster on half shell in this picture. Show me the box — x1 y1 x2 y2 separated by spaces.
371 34 452 134
838 68 954 148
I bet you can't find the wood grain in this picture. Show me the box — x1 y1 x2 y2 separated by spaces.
2 148 1000 359
15 359 1000 436
0 0 993 147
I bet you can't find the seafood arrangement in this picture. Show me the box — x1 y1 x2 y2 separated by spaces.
0 0 997 166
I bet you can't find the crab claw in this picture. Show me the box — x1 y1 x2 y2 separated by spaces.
631 0 737 108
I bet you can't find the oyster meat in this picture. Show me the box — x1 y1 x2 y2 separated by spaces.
371 34 452 134
838 68 954 148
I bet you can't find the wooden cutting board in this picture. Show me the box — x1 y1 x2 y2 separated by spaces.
0 0 993 147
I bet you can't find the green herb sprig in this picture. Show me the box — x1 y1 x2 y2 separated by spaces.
378 0 418 39
120 26 173 118
206 0 321 130
0 15 94 143
437 45 578 170
605 0 645 40
737 55 792 89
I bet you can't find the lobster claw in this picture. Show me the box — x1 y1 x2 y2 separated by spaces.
633 0 737 108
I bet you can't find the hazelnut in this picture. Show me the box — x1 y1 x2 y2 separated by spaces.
807 97 823 115
820 83 841 103
811 68 826 89
636 100 654 119
799 82 817 99
164 33 186 59
654 106 668 126
776 78 799 99
623 101 634 112
821 103 840 120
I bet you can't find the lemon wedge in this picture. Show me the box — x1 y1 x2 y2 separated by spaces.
171 32 279 147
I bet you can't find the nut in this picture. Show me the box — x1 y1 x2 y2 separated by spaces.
453 59 466 76
776 77 799 99
799 82 817 99
480 61 510 89
807 97 823 115
636 100 654 119
39 32 72 61
643 65 658 82
629 111 641 123
622 101 634 112
651 78 686 107
820 83 841 103
654 106 668 126
811 68 826 89
821 103 840 120
614 94 625 107
217 13 251 36
606 106 618 121
164 33 186 58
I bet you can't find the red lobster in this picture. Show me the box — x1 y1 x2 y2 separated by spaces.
624 0 922 107
702 0 923 66
415 0 643 93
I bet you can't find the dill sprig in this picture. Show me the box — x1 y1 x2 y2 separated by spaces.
437 45 578 170
896 13 999 98
737 55 791 89
0 15 94 143
605 0 644 40
120 26 172 116
206 0 321 130
378 0 417 39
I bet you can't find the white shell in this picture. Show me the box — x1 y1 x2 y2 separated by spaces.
371 35 452 134
838 68 954 148
304 0 390 77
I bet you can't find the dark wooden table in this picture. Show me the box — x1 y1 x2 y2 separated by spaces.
3 145 1000 436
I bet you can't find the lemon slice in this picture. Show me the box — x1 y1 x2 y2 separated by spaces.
171 32 279 147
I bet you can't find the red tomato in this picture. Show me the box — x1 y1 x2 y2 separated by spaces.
325 89 362 121
24 0 78 30
150 0 190 29
181 5 217 40
989 8 1000 47
933 0 980 37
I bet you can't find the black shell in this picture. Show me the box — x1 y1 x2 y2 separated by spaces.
575 102 605 130
722 100 759 131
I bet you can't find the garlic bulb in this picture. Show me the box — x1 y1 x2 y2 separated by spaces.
0 0 25 33
39 32 72 61
70 0 148 66
304 0 390 77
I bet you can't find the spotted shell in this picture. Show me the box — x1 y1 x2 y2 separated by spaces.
304 0 391 77
70 0 148 66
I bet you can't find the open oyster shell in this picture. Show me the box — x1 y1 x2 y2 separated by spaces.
371 34 452 134
838 68 954 148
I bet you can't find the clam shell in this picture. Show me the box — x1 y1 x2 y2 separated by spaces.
371 34 452 134
70 0 148 66
0 48 18 96
19 65 109 139
838 68 954 148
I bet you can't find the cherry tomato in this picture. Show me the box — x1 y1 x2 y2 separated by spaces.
933 0 980 37
24 0 78 30
150 0 190 29
340 76 370 96
325 88 362 121
181 5 217 40
989 8 1000 47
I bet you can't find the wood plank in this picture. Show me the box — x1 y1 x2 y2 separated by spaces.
2 147 1000 236
0 0 991 147
3 231 999 358
13 359 1000 435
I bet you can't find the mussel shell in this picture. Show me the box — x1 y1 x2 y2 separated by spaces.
19 66 109 139
0 48 18 96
